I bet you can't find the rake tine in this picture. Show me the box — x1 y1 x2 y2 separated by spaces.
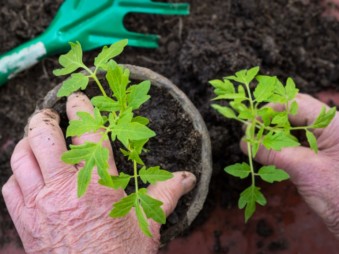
88 32 159 48
119 1 189 16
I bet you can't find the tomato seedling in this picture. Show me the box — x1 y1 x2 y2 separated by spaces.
210 67 336 221
54 40 173 237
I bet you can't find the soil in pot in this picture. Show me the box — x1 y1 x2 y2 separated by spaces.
1 0 339 252
37 65 211 244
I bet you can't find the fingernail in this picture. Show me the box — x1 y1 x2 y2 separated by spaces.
181 172 196 194
67 91 85 101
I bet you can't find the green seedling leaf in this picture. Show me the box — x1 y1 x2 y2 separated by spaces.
110 193 137 218
106 61 129 107
258 165 289 183
246 66 260 84
285 77 299 100
224 163 251 179
111 172 132 190
91 96 120 112
111 122 156 148
226 67 258 85
122 148 144 165
117 108 134 125
213 93 247 101
209 79 235 96
238 108 253 120
66 108 105 137
212 104 236 119
94 39 128 69
271 112 289 127
230 101 248 113
139 166 173 184
257 107 278 126
253 76 275 102
53 42 85 76
57 73 89 97
132 116 149 125
305 130 318 153
312 106 336 128
263 131 300 151
238 186 266 222
127 81 151 110
135 202 152 237
289 101 298 115
62 142 111 197
139 189 166 224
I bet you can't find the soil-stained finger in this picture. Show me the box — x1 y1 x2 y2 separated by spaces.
10 138 44 206
28 109 75 184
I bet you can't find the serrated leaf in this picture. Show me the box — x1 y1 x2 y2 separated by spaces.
213 93 247 101
245 66 260 83
132 116 149 125
258 165 289 183
312 106 336 128
139 189 166 224
306 130 318 153
110 193 137 218
257 107 277 126
111 172 132 189
91 96 120 112
57 73 89 97
210 79 235 96
263 131 300 151
127 81 151 110
53 42 84 76
224 163 251 179
271 112 289 127
66 108 104 137
238 186 266 222
230 101 248 112
139 166 173 184
212 104 236 119
62 142 110 197
238 108 253 120
106 61 129 107
94 39 128 69
128 150 144 165
135 202 152 237
289 101 298 115
254 75 276 102
285 77 298 100
131 139 148 154
111 122 155 148
117 108 134 125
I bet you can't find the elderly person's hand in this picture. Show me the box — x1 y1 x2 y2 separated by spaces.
2 93 196 254
242 93 339 237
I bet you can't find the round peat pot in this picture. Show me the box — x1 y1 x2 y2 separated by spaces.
37 65 212 243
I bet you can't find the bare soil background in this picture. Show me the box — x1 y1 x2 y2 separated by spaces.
1 0 339 253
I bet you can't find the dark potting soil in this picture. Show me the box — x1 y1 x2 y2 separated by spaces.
0 0 339 251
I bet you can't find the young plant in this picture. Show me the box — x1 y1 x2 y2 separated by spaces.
210 67 336 221
53 39 173 237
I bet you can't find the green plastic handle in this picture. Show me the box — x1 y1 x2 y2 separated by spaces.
0 32 66 86
0 0 189 86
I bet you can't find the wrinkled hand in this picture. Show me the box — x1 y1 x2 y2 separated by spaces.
2 93 196 254
241 93 339 237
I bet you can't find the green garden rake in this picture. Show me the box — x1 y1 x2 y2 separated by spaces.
0 0 189 86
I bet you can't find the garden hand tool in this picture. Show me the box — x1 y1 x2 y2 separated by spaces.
0 0 189 86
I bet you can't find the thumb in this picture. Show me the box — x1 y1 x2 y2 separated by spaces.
147 171 196 217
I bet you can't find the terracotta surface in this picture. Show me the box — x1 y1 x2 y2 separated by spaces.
159 181 339 254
